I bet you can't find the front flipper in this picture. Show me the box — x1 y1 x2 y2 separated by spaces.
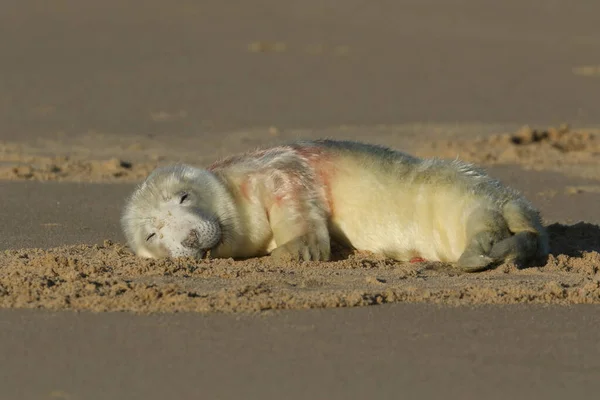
267 198 330 262
270 232 330 262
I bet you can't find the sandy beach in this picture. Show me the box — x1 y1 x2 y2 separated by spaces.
1 0 600 398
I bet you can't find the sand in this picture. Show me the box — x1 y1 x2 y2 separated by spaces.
417 125 600 182
2 1 600 397
1 126 599 314
1 222 600 313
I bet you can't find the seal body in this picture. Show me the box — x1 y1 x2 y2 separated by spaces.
121 139 549 271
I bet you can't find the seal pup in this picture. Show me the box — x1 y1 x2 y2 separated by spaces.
121 139 549 271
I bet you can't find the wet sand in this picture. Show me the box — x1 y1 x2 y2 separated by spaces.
1 0 600 398
3 305 600 400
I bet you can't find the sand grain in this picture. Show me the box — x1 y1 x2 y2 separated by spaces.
1 223 599 314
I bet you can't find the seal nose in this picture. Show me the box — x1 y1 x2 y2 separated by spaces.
181 230 200 248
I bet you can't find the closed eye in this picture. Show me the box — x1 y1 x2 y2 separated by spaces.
180 193 189 204
146 233 156 242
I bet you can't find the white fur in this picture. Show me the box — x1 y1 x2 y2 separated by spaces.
121 139 549 269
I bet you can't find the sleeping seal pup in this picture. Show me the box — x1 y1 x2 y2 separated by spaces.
121 139 549 271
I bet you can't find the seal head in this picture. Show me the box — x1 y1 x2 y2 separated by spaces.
121 165 230 259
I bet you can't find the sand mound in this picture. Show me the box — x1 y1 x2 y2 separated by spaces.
0 129 273 182
1 157 156 182
1 223 599 314
0 139 158 182
417 125 600 180
3 125 598 182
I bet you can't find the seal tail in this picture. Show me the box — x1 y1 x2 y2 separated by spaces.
489 200 550 264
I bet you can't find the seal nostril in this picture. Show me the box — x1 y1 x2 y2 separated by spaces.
181 230 200 248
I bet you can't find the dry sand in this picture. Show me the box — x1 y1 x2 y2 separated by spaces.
1 125 599 314
3 1 600 398
417 125 600 182
1 223 600 313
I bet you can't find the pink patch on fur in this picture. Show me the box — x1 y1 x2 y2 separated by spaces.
319 168 335 217
272 193 285 206
410 257 427 263
240 179 251 200
294 146 336 216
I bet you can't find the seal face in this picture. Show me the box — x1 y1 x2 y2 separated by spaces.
121 165 229 259
121 139 549 271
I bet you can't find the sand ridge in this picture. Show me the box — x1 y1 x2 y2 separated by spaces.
1 125 599 314
1 223 599 314
417 125 600 181
2 125 599 182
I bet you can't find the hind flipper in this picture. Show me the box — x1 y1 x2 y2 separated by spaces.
456 209 511 272
501 200 550 260
488 231 540 265
457 201 548 271
457 230 506 272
